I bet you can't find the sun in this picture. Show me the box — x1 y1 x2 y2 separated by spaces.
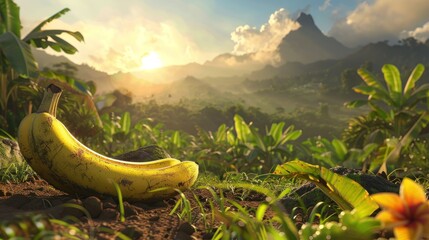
140 51 163 70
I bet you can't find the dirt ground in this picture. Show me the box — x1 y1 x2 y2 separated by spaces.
0 177 272 240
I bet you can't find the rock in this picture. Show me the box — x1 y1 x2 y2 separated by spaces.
61 199 84 219
3 194 30 208
98 208 119 221
120 226 143 239
177 222 196 235
114 145 171 162
83 196 103 218
20 198 47 210
0 138 25 168
123 202 138 217
102 196 117 209
174 231 196 240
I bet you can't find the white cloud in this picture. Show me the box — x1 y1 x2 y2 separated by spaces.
34 12 203 74
402 21 429 42
319 0 331 11
230 8 300 59
329 0 429 47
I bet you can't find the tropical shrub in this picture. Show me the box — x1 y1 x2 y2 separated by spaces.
345 63 429 172
0 0 84 135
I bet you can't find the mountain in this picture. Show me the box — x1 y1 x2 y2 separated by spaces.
32 49 117 93
277 13 354 64
251 39 429 85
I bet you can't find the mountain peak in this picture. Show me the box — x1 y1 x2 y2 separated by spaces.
276 12 353 64
296 12 315 28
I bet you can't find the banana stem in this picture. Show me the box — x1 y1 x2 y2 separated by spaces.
37 84 63 117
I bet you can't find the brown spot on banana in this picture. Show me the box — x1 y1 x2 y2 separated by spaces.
119 178 133 187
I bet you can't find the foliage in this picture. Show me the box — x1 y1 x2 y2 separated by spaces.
0 162 35 183
192 114 301 173
344 63 429 172
347 63 428 139
0 0 84 135
299 211 380 240
274 160 379 217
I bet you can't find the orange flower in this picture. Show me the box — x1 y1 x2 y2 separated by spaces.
371 178 429 240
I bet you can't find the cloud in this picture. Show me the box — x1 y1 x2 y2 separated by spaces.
319 0 331 11
402 21 429 42
36 12 203 74
230 8 300 61
329 0 429 47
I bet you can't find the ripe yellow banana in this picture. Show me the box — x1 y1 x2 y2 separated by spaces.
18 84 199 201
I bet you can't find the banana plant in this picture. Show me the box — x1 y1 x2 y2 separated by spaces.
346 63 429 173
347 64 427 137
0 0 84 134
227 114 302 172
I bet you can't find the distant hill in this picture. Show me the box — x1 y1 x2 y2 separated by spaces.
252 38 429 83
277 13 354 64
32 49 117 93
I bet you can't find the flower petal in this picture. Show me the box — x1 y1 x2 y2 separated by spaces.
376 210 407 228
400 178 427 209
394 223 422 240
372 193 405 213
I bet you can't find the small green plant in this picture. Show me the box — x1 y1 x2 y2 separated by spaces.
113 181 126 222
299 211 380 240
0 162 35 183
169 189 194 223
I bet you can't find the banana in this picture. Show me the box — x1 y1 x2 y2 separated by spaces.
18 84 199 201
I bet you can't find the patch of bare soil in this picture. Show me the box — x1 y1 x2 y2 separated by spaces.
0 177 270 239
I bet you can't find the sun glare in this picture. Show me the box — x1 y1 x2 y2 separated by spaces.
140 51 163 70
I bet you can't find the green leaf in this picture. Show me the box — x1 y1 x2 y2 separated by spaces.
382 64 402 93
234 114 251 143
378 113 429 174
0 32 38 77
357 68 383 89
332 139 347 161
0 0 21 36
281 128 301 145
345 99 367 108
120 112 130 134
172 131 181 148
250 127 265 151
23 8 71 40
269 122 284 145
404 64 425 96
352 85 376 96
274 160 379 217
22 8 84 54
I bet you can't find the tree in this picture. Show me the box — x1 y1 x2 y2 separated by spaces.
0 0 83 132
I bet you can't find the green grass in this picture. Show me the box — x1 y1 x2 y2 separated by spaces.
0 162 36 183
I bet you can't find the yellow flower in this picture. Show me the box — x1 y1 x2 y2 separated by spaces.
371 178 429 240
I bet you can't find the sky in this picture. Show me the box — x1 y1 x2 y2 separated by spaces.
15 0 429 74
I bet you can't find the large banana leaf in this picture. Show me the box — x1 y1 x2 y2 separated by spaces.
382 64 402 95
382 64 402 106
404 64 425 96
23 8 84 54
274 160 379 217
0 32 38 77
0 0 21 36
234 114 252 143
23 8 70 39
357 68 385 91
